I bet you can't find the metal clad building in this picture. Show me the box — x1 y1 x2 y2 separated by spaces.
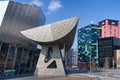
0 1 45 78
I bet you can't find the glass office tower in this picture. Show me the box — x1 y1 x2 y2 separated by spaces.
78 24 101 69
0 1 46 78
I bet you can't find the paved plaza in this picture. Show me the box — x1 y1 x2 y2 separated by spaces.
69 69 120 80
7 76 89 80
5 69 120 80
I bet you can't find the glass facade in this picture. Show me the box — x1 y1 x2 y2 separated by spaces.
78 24 101 68
98 38 113 68
98 37 120 68
0 40 40 78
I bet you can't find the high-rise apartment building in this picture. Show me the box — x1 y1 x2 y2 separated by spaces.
0 1 45 78
67 49 78 68
78 24 101 69
72 49 78 67
67 49 73 68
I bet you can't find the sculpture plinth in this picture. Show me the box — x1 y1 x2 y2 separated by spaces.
34 44 65 76
21 17 79 76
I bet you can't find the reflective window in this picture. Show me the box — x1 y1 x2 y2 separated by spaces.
4 44 16 77
0 41 40 78
0 42 10 77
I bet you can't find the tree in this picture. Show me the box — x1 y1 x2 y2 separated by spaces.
104 57 109 69
91 59 97 70
117 57 120 68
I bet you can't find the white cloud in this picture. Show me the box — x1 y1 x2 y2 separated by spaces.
31 0 44 7
48 0 62 13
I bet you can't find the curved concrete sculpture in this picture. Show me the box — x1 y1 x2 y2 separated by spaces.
21 17 79 76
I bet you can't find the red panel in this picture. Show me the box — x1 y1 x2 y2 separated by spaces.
101 19 120 38
101 26 104 38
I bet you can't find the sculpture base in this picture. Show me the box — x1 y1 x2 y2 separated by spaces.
34 45 65 76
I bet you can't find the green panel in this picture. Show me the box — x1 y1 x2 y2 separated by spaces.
78 24 100 64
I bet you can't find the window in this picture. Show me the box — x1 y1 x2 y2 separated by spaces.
114 27 116 37
104 26 106 37
110 26 112 36
111 22 115 25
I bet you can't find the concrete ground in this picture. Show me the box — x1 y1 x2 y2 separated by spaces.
7 69 120 80
7 76 90 80
54 77 89 80
69 69 120 80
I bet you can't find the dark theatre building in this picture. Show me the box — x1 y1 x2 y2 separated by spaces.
98 37 120 68
0 0 46 78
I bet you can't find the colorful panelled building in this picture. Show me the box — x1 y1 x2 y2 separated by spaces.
78 24 101 69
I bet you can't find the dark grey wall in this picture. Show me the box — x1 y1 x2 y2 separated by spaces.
0 1 46 46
